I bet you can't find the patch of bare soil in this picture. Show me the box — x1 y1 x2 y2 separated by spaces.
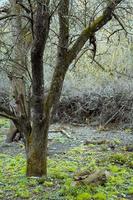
0 124 133 156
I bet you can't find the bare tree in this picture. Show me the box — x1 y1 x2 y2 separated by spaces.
0 0 130 177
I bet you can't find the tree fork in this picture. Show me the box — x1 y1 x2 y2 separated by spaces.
26 1 50 177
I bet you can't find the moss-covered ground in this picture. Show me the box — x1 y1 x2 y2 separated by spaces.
0 118 133 200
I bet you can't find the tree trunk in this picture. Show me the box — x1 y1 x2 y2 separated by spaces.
6 0 28 142
26 118 49 176
25 1 50 177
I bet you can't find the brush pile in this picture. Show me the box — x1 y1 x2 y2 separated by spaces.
54 91 133 127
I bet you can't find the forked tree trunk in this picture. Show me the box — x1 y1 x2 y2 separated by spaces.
2 0 122 177
25 1 50 177
25 0 70 177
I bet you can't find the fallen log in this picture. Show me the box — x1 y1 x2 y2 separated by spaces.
74 169 111 186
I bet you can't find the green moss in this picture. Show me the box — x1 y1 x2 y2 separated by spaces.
77 192 91 200
109 153 133 168
32 186 43 194
0 140 133 200
49 168 69 179
93 192 106 200
83 15 104 35
128 187 133 194
110 153 127 164
43 181 54 187
0 118 9 128
15 189 30 199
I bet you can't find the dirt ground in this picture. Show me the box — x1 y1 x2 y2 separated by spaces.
0 123 133 156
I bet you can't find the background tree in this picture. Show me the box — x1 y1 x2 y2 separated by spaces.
6 0 30 142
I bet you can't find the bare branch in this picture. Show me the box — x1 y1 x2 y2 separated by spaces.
0 14 32 21
0 105 17 121
16 1 31 14
67 0 123 64
112 12 127 33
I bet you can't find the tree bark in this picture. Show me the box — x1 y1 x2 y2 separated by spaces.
6 0 28 142
45 0 69 117
26 1 50 177
26 117 49 176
